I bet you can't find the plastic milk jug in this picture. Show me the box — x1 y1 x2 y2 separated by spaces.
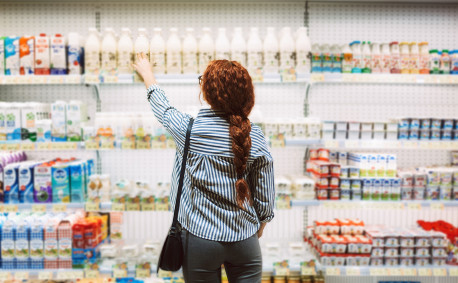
247 27 263 75
150 28 166 75
117 28 134 76
295 27 311 73
231 27 246 66
85 28 101 75
198 28 214 73
182 28 198 74
166 28 182 74
263 27 279 74
101 28 118 75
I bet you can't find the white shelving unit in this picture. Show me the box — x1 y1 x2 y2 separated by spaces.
1 0 457 281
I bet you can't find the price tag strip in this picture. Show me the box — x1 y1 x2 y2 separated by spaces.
326 267 341 276
52 204 67 213
273 261 290 276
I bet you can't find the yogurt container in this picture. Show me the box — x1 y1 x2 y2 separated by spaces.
399 257 414 266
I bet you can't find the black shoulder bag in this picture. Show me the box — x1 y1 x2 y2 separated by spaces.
157 118 194 272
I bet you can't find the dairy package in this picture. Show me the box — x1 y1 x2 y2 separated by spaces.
16 218 31 269
34 163 53 203
5 103 21 141
57 219 72 268
101 28 117 76
19 36 35 75
69 161 86 202
0 103 7 140
35 34 50 75
44 219 58 268
66 100 87 141
36 119 52 142
19 161 40 203
85 28 101 76
52 164 71 203
67 32 83 75
21 102 37 142
51 101 67 141
166 28 182 74
50 34 67 74
30 218 45 269
4 36 20 75
0 37 5 74
4 163 20 203
182 28 198 74
198 28 214 73
1 220 16 269
150 28 166 74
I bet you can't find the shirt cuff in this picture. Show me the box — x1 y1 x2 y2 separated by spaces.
260 215 274 223
146 84 161 98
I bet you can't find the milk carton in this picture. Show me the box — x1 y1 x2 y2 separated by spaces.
5 103 21 141
36 119 52 142
34 163 53 203
69 161 85 202
66 100 87 141
15 218 31 269
67 32 82 75
35 34 50 75
21 102 38 142
50 34 67 74
57 219 73 268
4 36 20 75
44 218 58 269
30 217 45 269
19 161 39 203
52 164 70 202
51 101 67 141
1 219 17 269
0 102 6 141
19 36 35 75
4 163 20 203
0 37 5 74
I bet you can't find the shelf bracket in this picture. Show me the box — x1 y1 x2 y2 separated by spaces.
304 82 311 117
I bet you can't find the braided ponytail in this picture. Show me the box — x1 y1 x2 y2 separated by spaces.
201 60 255 209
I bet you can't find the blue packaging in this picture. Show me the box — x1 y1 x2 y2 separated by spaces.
15 218 31 269
1 219 17 269
69 161 85 202
409 130 419 140
441 130 452 140
4 36 20 75
431 130 441 140
51 164 70 203
19 162 39 203
87 159 94 176
410 119 420 130
443 119 454 130
4 163 20 203
398 130 409 140
420 119 431 129
431 119 442 130
420 130 430 140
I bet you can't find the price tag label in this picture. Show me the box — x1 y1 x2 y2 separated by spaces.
112 203 125 211
388 268 403 276
84 74 100 84
113 268 127 278
345 140 360 148
136 141 151 149
32 204 47 212
273 264 290 276
85 269 100 278
57 272 70 280
431 203 444 210
141 203 155 211
85 141 99 150
86 202 100 212
418 268 432 276
52 204 67 213
156 203 169 211
100 142 115 150
326 267 341 276
66 75 82 84
14 271 29 280
158 269 172 278
64 142 78 150
126 203 140 211
38 271 53 280
311 73 325 82
4 76 17 84
21 143 35 151
270 138 285 148
37 142 51 150
403 268 417 276
121 141 136 150
433 268 447 277
48 76 64 84
301 267 316 276
0 205 4 213
5 143 20 151
324 140 339 148
370 268 387 276
136 268 151 278
73 270 85 279
407 203 421 210
450 268 458 276
0 272 11 280
102 75 118 83
4 205 18 213
346 267 360 276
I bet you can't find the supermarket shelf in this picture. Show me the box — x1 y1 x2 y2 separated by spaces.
0 141 85 151
291 200 458 208
284 139 458 150
0 269 83 280
0 75 82 85
310 73 458 85
316 265 458 277
0 203 85 213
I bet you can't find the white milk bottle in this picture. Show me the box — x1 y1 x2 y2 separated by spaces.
295 27 311 74
409 42 420 74
247 27 263 75
101 28 117 75
381 43 391 73
215 28 230 60
67 32 82 75
370 43 381 73
263 27 279 74
342 44 352 73
350 41 362 73
198 28 214 73
182 28 198 74
84 28 101 76
419 42 429 74
166 28 182 74
150 28 166 75
362 41 372 73
117 28 134 76
231 27 246 66
279 27 295 72
134 28 150 81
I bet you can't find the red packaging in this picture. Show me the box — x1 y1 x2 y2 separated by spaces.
329 189 340 200
316 188 329 200
329 177 340 188
72 221 86 249
84 219 98 249
318 148 330 161
330 164 341 177
309 149 319 160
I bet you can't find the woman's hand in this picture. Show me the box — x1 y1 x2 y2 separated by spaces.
257 222 267 238
132 53 157 88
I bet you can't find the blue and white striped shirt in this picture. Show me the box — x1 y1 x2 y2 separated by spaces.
147 84 275 242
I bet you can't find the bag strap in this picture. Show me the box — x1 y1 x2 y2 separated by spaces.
172 117 194 229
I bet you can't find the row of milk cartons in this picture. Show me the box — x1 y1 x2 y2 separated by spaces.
2 158 94 204
0 33 83 75
0 212 84 269
85 26 311 77
0 100 87 142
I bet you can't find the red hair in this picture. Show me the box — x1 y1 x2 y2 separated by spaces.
201 60 255 209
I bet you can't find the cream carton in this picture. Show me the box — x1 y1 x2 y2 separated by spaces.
0 37 5 75
30 217 45 269
15 218 31 269
19 161 40 203
1 219 16 266
34 163 53 203
69 161 85 202
19 36 35 75
50 34 67 74
52 163 70 203
21 102 37 142
0 102 6 141
4 36 20 75
51 101 67 141
66 100 87 141
5 103 21 141
4 163 20 203
35 33 50 75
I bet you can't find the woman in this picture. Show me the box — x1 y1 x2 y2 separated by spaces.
134 53 275 283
